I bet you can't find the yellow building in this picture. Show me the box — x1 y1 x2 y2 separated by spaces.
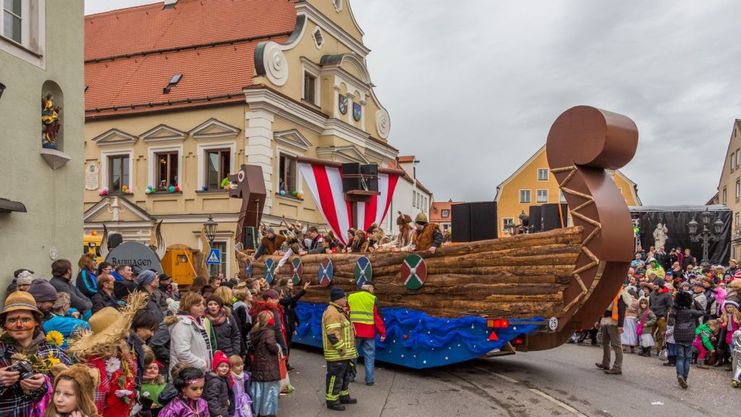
494 146 641 234
82 0 397 278
713 119 741 259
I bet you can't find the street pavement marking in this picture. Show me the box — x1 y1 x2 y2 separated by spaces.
487 370 520 384
528 388 589 417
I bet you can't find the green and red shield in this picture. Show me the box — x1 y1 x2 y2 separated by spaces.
290 257 303 286
400 254 427 290
264 258 276 285
318 258 334 287
354 256 372 289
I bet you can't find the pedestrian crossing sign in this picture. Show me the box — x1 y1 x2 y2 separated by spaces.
206 248 221 265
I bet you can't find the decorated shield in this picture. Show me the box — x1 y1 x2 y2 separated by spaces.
290 257 303 286
354 256 372 289
264 258 276 285
244 260 253 279
400 254 427 290
338 94 349 115
353 102 362 121
318 258 334 287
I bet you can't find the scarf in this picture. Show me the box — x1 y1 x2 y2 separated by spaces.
206 309 227 326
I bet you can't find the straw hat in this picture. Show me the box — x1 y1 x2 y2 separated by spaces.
0 291 42 322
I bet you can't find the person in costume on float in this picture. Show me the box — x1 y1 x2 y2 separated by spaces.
347 283 386 386
322 288 358 411
0 291 71 417
44 364 102 417
411 212 443 254
252 228 286 261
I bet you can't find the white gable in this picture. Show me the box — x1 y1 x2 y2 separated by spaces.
92 129 138 146
190 118 241 140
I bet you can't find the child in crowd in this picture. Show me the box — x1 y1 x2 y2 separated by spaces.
694 320 719 368
140 350 167 417
205 351 233 417
636 298 657 357
157 367 209 417
229 355 253 417
732 329 741 388
250 311 281 417
45 364 101 417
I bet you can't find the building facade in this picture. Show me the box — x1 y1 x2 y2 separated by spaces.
0 0 84 287
430 200 461 233
714 120 741 259
382 156 433 235
495 146 641 235
83 0 397 278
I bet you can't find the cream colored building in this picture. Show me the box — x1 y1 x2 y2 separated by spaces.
83 0 397 278
1 0 84 287
714 119 741 259
495 146 641 235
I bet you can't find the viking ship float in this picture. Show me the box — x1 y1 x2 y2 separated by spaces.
232 106 638 369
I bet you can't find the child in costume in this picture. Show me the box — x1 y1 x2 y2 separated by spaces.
157 367 209 417
694 320 719 368
44 364 101 417
140 349 167 417
732 329 741 387
229 355 252 417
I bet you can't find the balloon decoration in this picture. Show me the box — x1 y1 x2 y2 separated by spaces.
279 189 287 196
121 185 129 194
201 185 209 192
175 185 182 193
168 185 176 193
145 185 155 194
296 192 304 200
99 187 109 197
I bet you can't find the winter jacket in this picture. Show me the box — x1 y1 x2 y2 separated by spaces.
50 275 92 314
250 302 287 354
113 279 138 300
280 289 306 338
42 313 90 348
322 302 358 362
232 301 253 356
91 290 120 313
670 307 704 344
75 267 98 298
636 309 657 335
692 293 708 313
250 327 280 382
157 396 210 417
168 315 215 374
208 310 242 357
140 289 166 324
649 288 672 318
695 323 716 351
205 373 233 417
128 332 147 389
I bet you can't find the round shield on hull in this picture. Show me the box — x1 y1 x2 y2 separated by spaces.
318 258 334 288
290 257 303 286
264 258 276 285
400 254 427 290
354 256 372 289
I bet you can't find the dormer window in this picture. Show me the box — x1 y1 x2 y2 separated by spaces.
313 27 324 49
163 73 183 94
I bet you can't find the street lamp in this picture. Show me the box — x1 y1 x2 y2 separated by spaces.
204 215 218 245
688 208 723 265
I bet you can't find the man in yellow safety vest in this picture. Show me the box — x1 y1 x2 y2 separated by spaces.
347 282 386 385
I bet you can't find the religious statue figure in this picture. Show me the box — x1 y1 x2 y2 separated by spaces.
41 94 61 149
653 222 669 250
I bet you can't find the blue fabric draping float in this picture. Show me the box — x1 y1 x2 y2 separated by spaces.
292 301 545 369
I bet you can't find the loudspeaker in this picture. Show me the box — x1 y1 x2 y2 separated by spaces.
341 163 361 191
452 202 498 242
541 203 569 231
243 226 258 250
360 164 379 192
451 204 471 242
528 205 542 233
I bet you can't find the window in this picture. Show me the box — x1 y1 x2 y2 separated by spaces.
723 187 728 205
736 149 740 168
303 71 317 105
279 153 297 193
503 218 514 231
155 151 179 191
412 190 417 208
731 155 735 173
537 168 548 181
560 191 567 203
208 241 228 277
736 179 740 200
736 212 740 231
108 155 130 193
312 27 324 48
536 189 548 203
206 149 231 190
519 189 531 203
441 209 450 218
2 0 22 43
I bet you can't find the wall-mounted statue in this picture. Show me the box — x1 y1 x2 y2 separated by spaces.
41 94 62 149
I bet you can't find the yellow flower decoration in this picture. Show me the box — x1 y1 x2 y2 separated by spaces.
47 352 61 367
46 331 64 347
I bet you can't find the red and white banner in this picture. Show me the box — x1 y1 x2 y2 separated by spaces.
298 162 399 244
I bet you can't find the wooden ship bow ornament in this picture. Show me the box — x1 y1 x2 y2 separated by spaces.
247 106 638 368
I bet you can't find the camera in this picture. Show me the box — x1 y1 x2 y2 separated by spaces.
10 361 34 381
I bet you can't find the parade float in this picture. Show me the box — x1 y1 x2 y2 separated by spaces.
235 106 638 369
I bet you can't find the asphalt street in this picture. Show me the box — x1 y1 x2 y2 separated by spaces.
279 343 739 417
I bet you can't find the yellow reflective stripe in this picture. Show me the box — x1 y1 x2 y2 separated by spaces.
326 323 342 329
326 375 338 400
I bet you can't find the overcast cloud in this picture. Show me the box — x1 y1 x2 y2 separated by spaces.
85 1 741 205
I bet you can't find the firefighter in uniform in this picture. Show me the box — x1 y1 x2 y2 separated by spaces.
348 282 386 385
322 287 358 411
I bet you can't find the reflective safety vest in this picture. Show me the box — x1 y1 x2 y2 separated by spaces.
348 291 376 326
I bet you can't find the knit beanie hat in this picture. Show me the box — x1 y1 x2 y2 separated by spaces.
330 287 346 302
724 300 740 310
16 270 34 286
212 350 230 372
262 289 279 300
135 270 157 287
28 278 58 303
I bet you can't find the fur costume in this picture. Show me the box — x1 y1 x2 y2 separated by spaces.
414 223 441 251
259 235 286 256
396 213 414 248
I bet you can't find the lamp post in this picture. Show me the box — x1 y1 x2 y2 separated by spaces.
204 215 218 246
688 208 723 265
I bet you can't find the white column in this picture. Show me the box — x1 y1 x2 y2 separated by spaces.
245 110 275 213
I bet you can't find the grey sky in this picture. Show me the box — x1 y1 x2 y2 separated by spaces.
85 1 741 205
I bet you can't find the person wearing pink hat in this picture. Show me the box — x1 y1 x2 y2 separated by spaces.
205 351 233 417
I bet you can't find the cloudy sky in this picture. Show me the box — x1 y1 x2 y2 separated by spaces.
85 0 741 205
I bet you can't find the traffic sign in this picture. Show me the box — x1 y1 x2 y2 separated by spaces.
206 248 221 265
